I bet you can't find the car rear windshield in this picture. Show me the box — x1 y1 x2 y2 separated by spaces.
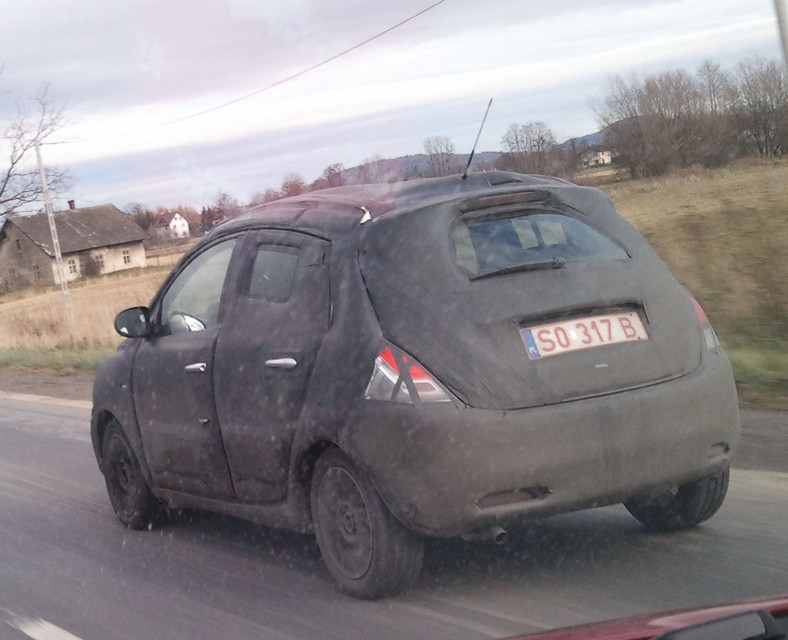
451 211 628 278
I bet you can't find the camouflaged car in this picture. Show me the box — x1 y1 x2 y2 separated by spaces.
92 172 740 598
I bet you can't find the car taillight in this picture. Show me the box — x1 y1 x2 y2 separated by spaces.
691 297 719 350
365 345 452 403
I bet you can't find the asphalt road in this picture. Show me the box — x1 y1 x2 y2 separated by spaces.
1 393 786 640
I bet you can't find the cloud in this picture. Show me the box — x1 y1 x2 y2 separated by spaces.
2 0 783 210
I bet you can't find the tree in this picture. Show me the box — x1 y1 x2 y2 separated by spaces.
214 193 242 219
249 188 282 206
695 60 737 166
423 136 456 177
200 193 241 233
322 162 344 187
79 253 102 277
697 59 729 115
200 206 220 233
280 172 307 198
357 155 391 183
125 202 156 231
1 84 71 215
596 71 706 176
728 57 788 157
501 122 556 174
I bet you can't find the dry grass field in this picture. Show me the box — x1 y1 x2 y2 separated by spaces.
0 160 785 406
0 267 169 370
606 159 788 408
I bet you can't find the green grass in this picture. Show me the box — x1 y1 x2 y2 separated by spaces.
724 338 788 410
0 344 116 373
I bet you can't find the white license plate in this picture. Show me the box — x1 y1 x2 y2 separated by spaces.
521 311 648 359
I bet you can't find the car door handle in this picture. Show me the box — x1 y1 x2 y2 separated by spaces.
265 357 298 370
184 362 207 373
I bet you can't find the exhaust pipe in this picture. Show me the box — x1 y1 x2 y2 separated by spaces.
462 524 508 544
490 525 507 545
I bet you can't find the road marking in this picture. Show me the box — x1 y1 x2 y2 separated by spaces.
7 616 83 640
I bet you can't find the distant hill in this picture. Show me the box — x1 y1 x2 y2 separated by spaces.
339 151 501 183
561 127 608 149
338 128 614 184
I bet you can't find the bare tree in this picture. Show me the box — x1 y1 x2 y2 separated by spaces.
309 163 345 191
728 57 788 157
280 172 307 198
0 84 71 215
501 122 556 174
695 60 737 166
423 136 456 177
597 71 706 176
357 155 391 184
125 202 156 230
321 162 344 187
215 193 242 219
697 59 729 114
200 206 220 233
639 70 706 171
249 188 282 205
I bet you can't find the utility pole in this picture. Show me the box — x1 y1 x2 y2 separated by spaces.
776 0 788 70
34 139 71 318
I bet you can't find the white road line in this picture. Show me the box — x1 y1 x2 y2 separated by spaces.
7 617 83 640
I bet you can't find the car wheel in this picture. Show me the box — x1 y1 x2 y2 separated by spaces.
624 467 729 532
102 421 165 530
310 448 424 599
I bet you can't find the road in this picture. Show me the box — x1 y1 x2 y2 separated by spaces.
0 392 786 640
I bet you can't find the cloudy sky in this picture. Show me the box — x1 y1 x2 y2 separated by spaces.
0 0 782 210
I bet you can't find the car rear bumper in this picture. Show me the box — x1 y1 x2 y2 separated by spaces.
344 349 740 538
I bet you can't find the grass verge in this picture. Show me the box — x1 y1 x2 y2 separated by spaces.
0 345 115 373
725 338 788 410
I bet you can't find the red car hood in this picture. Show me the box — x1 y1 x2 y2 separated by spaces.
506 594 788 640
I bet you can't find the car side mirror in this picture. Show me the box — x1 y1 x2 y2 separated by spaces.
114 306 151 338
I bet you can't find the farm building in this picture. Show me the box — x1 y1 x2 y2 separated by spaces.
582 150 612 168
152 211 190 240
0 202 148 293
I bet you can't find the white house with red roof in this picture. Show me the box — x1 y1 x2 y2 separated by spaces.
152 211 190 240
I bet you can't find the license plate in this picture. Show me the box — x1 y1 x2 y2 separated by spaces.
521 311 648 359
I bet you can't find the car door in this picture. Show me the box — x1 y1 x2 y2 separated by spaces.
213 229 331 503
132 237 239 498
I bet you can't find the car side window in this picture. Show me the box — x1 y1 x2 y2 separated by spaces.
160 239 237 334
247 245 299 303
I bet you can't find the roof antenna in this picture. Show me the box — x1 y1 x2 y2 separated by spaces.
461 98 493 180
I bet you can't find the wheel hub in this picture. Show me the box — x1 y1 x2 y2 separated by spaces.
339 505 357 537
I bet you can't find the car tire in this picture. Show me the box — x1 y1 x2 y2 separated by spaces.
102 421 166 530
624 467 729 532
310 448 424 599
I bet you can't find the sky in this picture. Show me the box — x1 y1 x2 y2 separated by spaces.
0 0 782 211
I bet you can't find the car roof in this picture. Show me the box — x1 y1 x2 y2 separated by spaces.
214 171 578 239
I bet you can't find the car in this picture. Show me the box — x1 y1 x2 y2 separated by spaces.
91 170 740 599
503 593 788 639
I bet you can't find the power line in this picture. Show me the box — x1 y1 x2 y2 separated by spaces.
56 0 447 144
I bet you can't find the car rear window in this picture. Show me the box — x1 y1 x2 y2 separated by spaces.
451 211 628 277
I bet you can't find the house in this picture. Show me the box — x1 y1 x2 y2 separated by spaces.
152 211 190 240
582 150 612 168
0 202 148 292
